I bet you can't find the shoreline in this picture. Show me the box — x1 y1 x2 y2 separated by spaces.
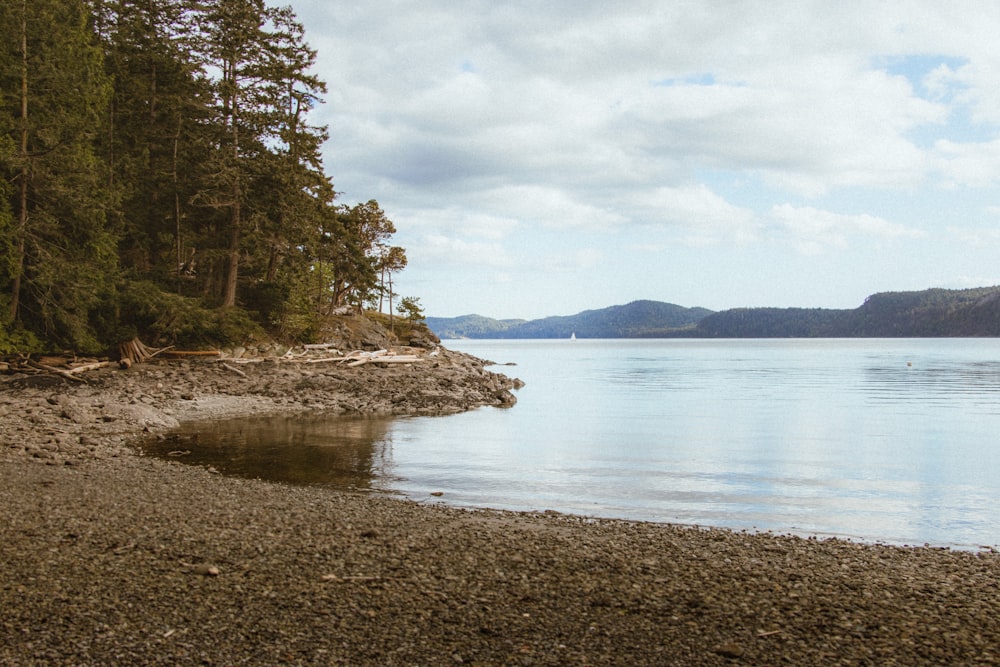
2 351 999 665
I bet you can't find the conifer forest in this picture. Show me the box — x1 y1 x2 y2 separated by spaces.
0 0 406 354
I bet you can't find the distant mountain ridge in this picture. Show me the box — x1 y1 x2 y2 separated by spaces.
426 287 1000 338
427 300 711 338
426 300 709 339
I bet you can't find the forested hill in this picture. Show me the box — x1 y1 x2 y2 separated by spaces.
695 287 1000 337
427 300 712 338
428 287 1000 339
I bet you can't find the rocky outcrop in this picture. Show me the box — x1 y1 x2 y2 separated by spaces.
0 345 522 466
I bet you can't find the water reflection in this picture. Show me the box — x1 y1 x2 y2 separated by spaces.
143 414 399 490
139 339 1000 548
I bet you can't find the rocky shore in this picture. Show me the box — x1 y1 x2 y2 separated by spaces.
1 344 999 665
0 345 521 466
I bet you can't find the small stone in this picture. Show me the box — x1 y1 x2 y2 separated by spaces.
714 642 745 659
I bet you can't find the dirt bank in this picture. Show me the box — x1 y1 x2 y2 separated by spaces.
1 345 998 666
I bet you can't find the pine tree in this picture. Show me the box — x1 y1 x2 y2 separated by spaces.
0 0 116 352
92 0 211 289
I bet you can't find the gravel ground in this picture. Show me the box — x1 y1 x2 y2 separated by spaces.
1 350 999 665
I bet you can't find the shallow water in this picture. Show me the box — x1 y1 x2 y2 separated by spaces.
144 338 1000 549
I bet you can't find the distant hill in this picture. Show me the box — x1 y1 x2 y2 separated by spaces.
423 314 527 339
427 287 1000 339
693 307 847 338
694 287 1000 337
427 300 713 339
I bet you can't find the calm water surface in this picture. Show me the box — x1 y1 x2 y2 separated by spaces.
146 339 1000 549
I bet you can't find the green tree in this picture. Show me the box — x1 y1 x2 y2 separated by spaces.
0 0 416 353
192 0 329 308
326 200 399 312
376 245 407 313
397 296 425 323
0 0 116 352
238 6 329 303
91 0 212 292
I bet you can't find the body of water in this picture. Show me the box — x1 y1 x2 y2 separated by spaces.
146 338 1000 549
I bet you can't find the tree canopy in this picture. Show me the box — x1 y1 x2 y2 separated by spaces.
0 0 402 354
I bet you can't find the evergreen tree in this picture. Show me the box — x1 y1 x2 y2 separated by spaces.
91 0 211 290
0 0 414 353
0 0 116 352
238 6 330 313
193 0 328 307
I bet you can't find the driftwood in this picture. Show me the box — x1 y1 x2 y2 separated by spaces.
344 350 420 368
13 358 111 383
118 338 174 366
219 362 247 378
160 350 221 358
346 354 422 367
302 357 351 365
215 347 425 367
67 361 111 375
1 341 427 378
26 360 89 383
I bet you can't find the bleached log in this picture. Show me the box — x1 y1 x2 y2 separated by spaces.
66 361 111 375
374 355 423 363
344 349 387 359
303 357 355 365
160 350 220 357
346 354 422 367
220 362 248 378
26 360 87 383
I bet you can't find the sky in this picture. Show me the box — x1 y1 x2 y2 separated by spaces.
286 1 1000 320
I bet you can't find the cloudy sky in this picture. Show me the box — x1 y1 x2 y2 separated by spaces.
288 1 1000 319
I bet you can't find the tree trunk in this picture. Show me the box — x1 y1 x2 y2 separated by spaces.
223 200 240 307
9 0 29 323
222 69 240 307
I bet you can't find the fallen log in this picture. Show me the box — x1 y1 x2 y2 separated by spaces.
346 354 422 368
26 360 88 383
67 361 111 375
219 362 248 378
343 349 388 360
303 357 354 365
159 350 221 358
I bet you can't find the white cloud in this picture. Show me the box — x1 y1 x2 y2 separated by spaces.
630 185 758 245
934 139 1000 188
473 185 628 231
398 208 520 241
412 234 513 268
947 226 1000 246
311 1 976 207
770 204 924 255
286 0 1000 315
531 248 603 273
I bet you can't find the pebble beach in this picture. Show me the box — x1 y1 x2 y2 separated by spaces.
1 348 998 665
